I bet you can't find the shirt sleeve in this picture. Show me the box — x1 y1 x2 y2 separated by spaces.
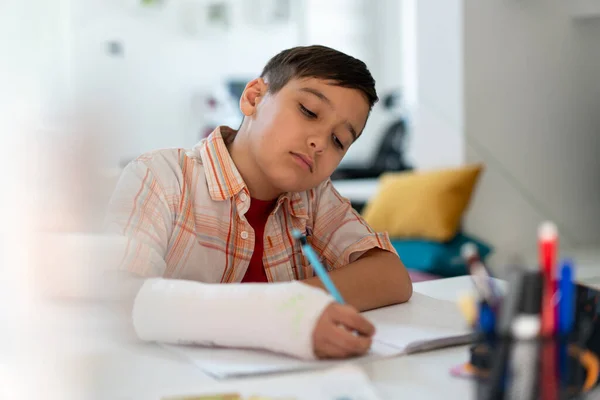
104 159 172 277
311 179 398 271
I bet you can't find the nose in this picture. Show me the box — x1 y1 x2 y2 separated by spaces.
307 133 328 153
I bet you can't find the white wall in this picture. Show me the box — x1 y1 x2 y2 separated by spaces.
302 0 401 168
373 0 404 95
70 0 300 166
302 0 375 68
462 2 600 260
0 0 72 123
401 0 465 169
70 0 404 168
401 0 600 263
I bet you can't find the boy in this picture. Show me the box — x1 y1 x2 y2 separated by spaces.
105 45 412 360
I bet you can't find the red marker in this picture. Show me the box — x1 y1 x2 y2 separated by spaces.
538 221 558 400
539 222 558 335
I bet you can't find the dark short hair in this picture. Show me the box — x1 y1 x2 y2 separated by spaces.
260 45 378 110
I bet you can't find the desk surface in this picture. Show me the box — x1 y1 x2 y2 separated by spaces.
331 178 379 203
3 277 487 400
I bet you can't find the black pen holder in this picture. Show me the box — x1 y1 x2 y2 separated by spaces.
470 332 597 400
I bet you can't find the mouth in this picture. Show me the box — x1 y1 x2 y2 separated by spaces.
290 152 314 173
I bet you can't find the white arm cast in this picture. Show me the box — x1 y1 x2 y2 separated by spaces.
132 279 333 360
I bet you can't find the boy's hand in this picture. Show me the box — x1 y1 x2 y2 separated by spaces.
312 303 376 359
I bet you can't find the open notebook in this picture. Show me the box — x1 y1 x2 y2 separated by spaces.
162 364 382 400
163 292 474 378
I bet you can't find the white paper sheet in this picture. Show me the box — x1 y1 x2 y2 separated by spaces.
362 292 475 353
164 339 400 379
161 364 382 400
162 293 473 378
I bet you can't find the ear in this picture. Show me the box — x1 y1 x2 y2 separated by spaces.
240 78 268 117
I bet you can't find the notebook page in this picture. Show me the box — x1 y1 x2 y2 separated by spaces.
363 292 474 353
161 364 382 400
163 339 401 379
162 293 472 378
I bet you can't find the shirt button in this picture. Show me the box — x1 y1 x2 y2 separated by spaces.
241 231 249 239
240 193 248 202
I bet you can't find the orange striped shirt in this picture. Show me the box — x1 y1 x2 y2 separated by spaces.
105 126 396 283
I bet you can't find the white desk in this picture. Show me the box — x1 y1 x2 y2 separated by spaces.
2 277 489 400
330 178 380 204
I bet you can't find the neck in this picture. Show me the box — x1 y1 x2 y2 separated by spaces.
227 126 282 201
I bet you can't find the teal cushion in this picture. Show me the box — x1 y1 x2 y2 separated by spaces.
391 232 493 277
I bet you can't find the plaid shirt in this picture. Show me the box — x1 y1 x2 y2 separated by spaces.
105 127 396 283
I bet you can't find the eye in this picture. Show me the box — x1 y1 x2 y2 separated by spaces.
299 104 317 119
332 134 345 150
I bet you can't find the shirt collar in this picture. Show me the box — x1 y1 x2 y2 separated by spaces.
276 191 308 220
197 126 247 201
196 126 309 220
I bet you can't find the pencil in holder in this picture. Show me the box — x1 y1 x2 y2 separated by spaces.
470 332 598 400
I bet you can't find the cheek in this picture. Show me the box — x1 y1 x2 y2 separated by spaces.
271 107 300 132
263 115 303 148
260 99 295 126
257 126 285 152
319 152 343 175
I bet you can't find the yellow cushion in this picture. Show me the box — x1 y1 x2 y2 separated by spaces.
361 164 483 241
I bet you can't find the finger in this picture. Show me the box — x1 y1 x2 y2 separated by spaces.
329 324 373 355
320 329 370 359
330 305 376 337
314 320 371 359
313 320 343 359
315 339 352 359
314 326 350 359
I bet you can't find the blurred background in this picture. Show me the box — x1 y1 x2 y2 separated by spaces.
1 0 599 280
1 0 600 398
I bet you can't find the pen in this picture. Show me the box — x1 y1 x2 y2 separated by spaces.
484 266 526 400
558 259 575 336
478 297 502 400
498 265 525 336
461 243 499 307
538 222 559 400
506 271 543 400
479 300 496 337
539 221 558 335
558 259 575 387
291 229 345 304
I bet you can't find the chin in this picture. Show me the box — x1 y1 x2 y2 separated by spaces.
269 173 319 194
275 181 314 194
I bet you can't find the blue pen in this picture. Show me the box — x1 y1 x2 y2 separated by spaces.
478 301 496 334
291 229 345 304
558 258 575 386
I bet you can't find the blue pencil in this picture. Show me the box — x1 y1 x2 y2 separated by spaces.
291 229 345 304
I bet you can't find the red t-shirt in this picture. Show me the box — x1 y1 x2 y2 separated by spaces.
241 197 277 283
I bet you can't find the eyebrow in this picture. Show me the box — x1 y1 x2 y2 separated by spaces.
298 87 359 142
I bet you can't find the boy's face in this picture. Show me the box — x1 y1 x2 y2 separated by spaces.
240 77 370 194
